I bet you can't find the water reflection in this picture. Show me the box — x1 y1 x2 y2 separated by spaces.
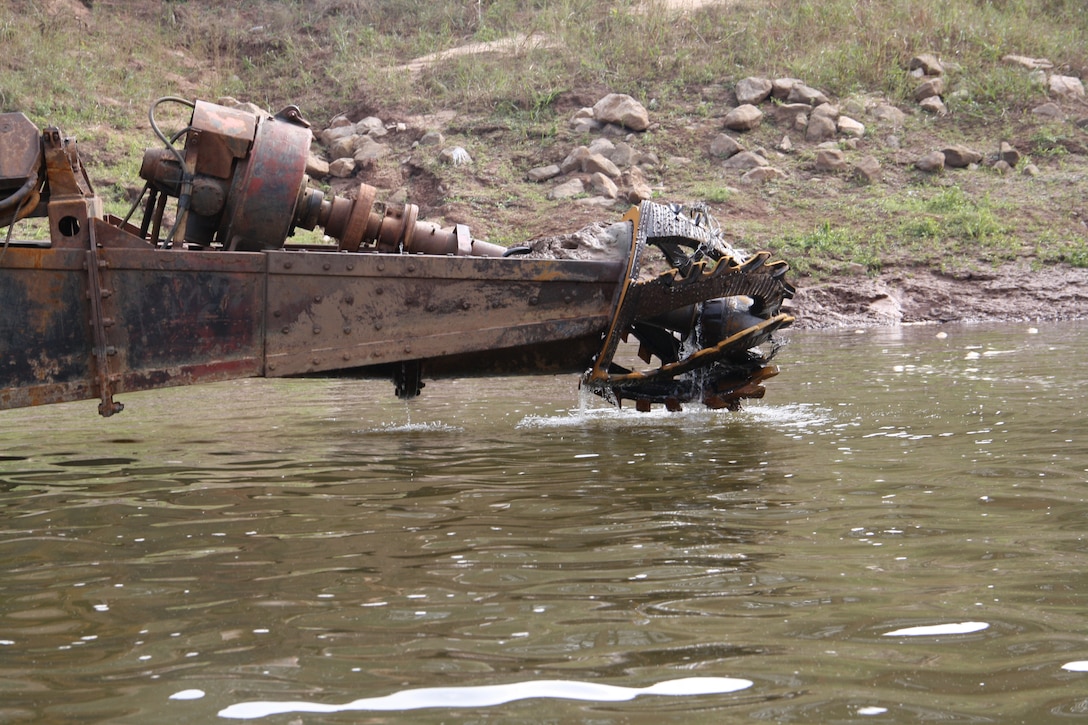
217 676 753 718
1 323 1087 722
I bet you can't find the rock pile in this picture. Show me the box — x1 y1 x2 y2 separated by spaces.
300 52 1083 213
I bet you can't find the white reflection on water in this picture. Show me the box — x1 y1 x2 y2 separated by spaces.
882 622 989 637
217 676 753 719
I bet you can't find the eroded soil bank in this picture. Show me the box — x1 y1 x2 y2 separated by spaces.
787 264 1088 329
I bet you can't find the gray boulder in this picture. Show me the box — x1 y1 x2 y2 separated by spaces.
592 94 650 131
942 144 982 168
723 104 763 132
915 151 946 173
736 77 773 105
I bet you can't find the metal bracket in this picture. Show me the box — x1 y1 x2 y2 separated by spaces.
85 224 123 416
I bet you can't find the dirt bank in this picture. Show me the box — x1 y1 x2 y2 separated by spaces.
786 264 1088 329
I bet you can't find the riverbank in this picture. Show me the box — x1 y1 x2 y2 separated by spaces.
786 263 1088 329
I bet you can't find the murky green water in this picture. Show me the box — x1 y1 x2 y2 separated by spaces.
2 322 1087 723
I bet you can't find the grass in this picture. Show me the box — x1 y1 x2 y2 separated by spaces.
1 0 1085 274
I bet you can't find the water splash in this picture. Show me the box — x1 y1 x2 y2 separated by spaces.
217 676 753 719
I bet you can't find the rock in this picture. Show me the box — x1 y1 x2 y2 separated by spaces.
439 146 472 165
915 151 946 173
853 156 882 184
740 167 787 185
666 156 692 166
328 134 357 161
417 131 444 146
787 84 830 106
871 104 906 126
320 124 357 146
1022 163 1040 177
306 153 329 178
722 150 768 171
1002 54 1053 70
527 164 561 182
356 116 386 136
570 117 603 134
709 134 744 160
837 116 865 137
735 76 773 105
723 104 763 132
772 77 803 99
992 160 1012 175
353 136 388 165
805 114 838 142
942 144 982 167
328 157 356 178
592 93 650 131
588 137 616 157
1031 102 1064 120
560 146 590 174
217 97 267 118
777 135 793 153
815 148 847 172
583 152 622 178
1049 74 1085 98
775 103 810 131
914 78 944 102
919 96 948 115
910 53 944 76
637 151 660 167
622 167 653 202
610 141 638 167
387 188 408 206
811 103 839 120
548 178 585 200
327 114 353 129
999 141 1020 167
574 196 618 209
589 172 619 199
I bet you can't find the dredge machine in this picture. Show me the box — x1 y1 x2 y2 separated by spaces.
0 98 794 417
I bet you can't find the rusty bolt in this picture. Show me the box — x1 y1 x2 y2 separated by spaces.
284 261 293 270
375 322 383 330
282 326 290 334
342 326 351 334
323 263 331 271
313 326 321 335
